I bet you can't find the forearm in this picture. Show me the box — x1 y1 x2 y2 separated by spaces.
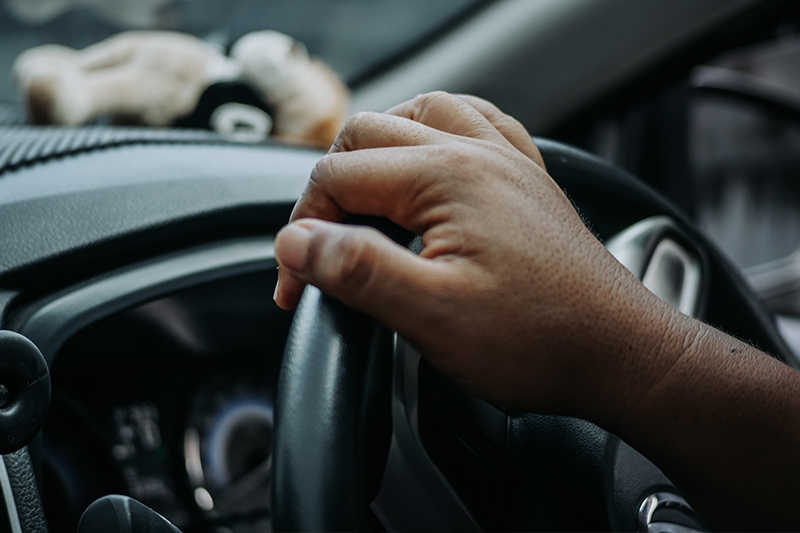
273 90 800 529
597 295 800 530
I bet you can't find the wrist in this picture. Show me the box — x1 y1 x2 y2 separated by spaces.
562 268 701 431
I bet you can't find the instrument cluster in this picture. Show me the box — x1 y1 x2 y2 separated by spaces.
40 270 290 533
44 360 279 533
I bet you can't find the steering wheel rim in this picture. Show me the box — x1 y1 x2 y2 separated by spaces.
272 287 394 531
273 217 414 532
272 138 795 532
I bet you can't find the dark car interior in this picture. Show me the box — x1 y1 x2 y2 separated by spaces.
2 1 800 532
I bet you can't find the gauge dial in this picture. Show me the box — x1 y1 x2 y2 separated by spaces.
184 369 274 530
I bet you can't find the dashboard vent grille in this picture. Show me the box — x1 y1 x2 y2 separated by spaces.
0 126 228 177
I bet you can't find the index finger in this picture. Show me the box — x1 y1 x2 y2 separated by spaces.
277 143 493 308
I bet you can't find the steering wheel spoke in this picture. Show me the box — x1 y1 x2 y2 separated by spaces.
606 215 708 319
370 337 480 532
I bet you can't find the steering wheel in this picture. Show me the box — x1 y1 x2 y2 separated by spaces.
272 139 795 531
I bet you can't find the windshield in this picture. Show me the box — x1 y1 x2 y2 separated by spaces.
0 0 483 104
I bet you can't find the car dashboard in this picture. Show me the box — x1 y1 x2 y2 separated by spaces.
1 125 798 533
0 127 318 532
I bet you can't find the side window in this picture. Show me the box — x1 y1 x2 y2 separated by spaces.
570 32 800 272
560 27 800 337
690 35 800 271
0 0 482 103
688 36 800 337
691 73 800 270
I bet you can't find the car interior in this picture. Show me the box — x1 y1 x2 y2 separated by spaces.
2 0 800 532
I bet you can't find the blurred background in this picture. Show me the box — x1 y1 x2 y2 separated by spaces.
4 0 800 280
0 0 478 104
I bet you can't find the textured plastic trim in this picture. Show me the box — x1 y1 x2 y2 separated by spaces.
0 126 227 177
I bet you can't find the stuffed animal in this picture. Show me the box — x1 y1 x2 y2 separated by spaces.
13 30 350 148
232 31 349 149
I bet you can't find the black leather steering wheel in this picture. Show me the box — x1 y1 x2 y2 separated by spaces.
272 139 795 531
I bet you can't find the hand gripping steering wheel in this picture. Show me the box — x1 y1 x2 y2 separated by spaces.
272 139 794 531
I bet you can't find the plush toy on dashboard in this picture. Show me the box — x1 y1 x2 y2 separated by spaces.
231 31 349 149
13 30 350 148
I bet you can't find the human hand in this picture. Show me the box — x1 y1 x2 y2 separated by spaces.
272 92 800 530
272 92 687 420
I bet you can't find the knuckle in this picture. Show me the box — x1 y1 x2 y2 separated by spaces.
437 142 474 164
416 90 450 104
348 110 376 125
294 156 343 221
422 143 481 185
496 113 522 131
421 143 458 172
326 232 377 294
310 154 336 184
413 91 453 111
334 111 377 151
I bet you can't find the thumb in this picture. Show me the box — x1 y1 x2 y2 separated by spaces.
274 218 445 333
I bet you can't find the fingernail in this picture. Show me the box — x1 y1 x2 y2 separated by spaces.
276 223 312 273
273 279 280 302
